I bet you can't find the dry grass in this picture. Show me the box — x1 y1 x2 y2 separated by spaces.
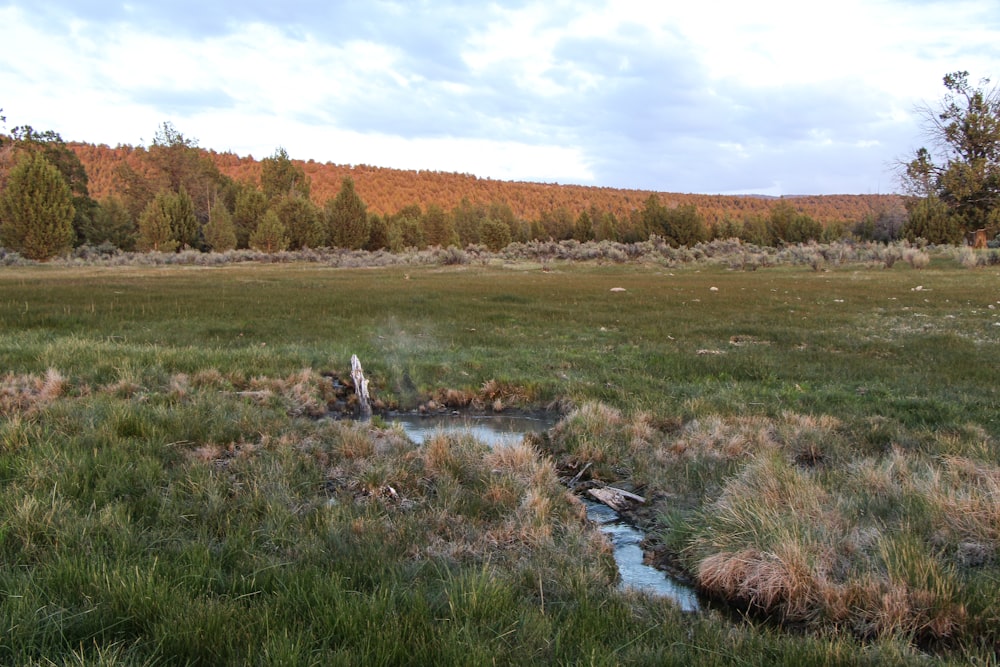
543 403 1000 644
0 368 70 415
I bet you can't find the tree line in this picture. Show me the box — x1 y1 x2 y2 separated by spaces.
2 72 999 260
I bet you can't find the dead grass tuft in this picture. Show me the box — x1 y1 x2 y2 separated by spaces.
1 369 70 414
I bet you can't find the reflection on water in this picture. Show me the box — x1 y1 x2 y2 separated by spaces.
390 413 552 448
393 412 700 611
584 500 701 612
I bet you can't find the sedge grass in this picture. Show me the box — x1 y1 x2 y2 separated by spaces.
1 258 999 663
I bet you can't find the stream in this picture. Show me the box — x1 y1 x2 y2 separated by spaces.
393 412 701 612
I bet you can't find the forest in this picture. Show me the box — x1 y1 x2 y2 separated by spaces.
1 119 911 260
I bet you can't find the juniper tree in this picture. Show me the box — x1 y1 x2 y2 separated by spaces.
0 151 75 259
249 209 288 253
203 199 237 251
326 177 369 249
900 72 1000 232
167 186 199 249
83 195 136 250
421 203 458 247
233 185 268 249
136 191 179 252
274 194 323 249
261 147 309 201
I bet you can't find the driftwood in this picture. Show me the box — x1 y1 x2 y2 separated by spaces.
350 354 372 420
568 461 593 487
587 486 646 512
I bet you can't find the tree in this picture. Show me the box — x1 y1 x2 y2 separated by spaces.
421 203 458 247
902 195 964 244
642 197 707 246
0 152 75 259
249 209 288 253
7 125 96 245
365 213 390 251
594 209 619 242
136 191 179 252
83 195 136 250
203 199 237 252
900 71 1000 232
387 206 424 251
451 197 485 245
233 184 268 249
573 210 594 242
326 177 369 249
167 186 200 249
479 217 512 251
261 147 309 201
274 194 323 249
147 122 225 221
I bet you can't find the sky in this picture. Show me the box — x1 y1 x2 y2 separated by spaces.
2 1 999 196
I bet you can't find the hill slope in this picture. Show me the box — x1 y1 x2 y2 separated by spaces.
70 142 902 226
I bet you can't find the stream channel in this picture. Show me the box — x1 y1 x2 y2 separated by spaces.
390 413 701 612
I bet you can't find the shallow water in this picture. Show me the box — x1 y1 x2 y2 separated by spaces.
584 500 700 612
389 413 552 448
396 413 701 611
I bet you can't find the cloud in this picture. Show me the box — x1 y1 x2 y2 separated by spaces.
3 0 1000 194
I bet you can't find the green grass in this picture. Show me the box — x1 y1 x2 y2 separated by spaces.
1 254 998 664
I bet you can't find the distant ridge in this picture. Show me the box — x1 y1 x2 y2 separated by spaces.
70 142 902 227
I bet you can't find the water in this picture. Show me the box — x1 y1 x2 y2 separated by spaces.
395 412 701 611
584 500 700 612
389 413 552 448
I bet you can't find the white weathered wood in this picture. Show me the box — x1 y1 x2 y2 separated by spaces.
587 486 646 511
350 354 372 420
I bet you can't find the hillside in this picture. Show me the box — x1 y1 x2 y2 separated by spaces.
70 142 902 227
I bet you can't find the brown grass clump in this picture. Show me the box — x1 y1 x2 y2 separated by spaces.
0 369 70 415
284 369 330 417
336 426 376 460
697 548 822 620
548 402 626 465
433 387 477 409
667 414 777 460
244 369 331 417
190 368 229 389
479 379 534 410
169 373 190 399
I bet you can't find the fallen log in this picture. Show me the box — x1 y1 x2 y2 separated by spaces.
587 485 646 512
350 354 372 420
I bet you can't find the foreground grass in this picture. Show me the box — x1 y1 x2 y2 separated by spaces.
1 254 998 664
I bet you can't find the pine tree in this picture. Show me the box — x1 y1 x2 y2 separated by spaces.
203 199 237 252
249 209 288 253
0 152 75 259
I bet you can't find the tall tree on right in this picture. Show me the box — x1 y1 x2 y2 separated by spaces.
900 72 1000 237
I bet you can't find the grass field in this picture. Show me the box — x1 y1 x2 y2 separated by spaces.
1 250 998 664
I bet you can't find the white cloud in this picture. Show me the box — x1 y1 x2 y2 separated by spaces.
2 0 1000 194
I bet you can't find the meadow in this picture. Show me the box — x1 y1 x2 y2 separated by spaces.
0 245 998 664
